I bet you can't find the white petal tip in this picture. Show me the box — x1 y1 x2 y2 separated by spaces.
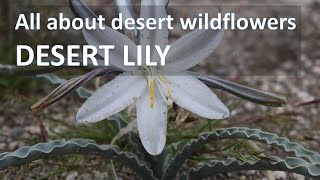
209 107 230 120
142 141 165 155
76 110 99 124
220 110 230 119
76 111 84 122
223 106 231 117
76 119 87 124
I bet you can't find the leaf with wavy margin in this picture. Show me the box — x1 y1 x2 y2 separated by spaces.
0 139 156 179
0 61 87 76
0 65 92 99
162 127 320 179
179 156 320 179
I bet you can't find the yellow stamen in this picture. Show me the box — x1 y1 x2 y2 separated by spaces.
167 89 173 108
167 89 173 99
154 74 174 107
149 78 155 108
159 74 169 84
168 88 173 106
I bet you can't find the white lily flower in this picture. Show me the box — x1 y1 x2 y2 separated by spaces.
76 1 229 155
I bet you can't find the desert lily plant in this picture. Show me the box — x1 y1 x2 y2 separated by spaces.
76 1 230 155
33 0 286 155
1 0 320 179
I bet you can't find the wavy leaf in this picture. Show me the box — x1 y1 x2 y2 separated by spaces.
0 64 14 75
180 156 320 179
0 139 156 179
108 114 129 130
0 64 68 76
0 64 92 98
162 127 320 179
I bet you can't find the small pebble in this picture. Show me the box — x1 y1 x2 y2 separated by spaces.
292 173 305 180
66 171 78 180
272 171 287 180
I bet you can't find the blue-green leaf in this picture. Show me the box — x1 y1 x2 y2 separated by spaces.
180 156 320 179
162 127 320 179
0 139 156 179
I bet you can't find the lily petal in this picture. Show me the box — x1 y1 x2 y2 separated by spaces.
163 28 224 73
136 88 168 155
77 72 147 123
115 0 138 37
140 0 169 63
165 74 229 119
32 67 122 112
82 26 138 71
